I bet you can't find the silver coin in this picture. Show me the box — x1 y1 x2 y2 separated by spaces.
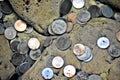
4 27 17 40
48 25 55 35
101 5 114 18
76 71 88 80
88 74 103 80
55 34 72 51
51 19 67 35
43 37 53 47
17 42 29 54
0 11 3 19
114 12 120 21
24 26 33 34
46 55 55 67
29 49 41 60
108 44 120 58
18 62 31 74
76 9 91 24
0 23 5 34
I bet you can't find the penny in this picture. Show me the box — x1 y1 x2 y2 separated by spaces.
17 42 29 54
97 37 110 49
67 22 74 33
116 31 120 41
0 23 5 34
41 67 54 79
0 1 13 15
52 56 64 68
18 62 31 74
114 12 120 21
51 19 67 35
4 27 17 40
108 44 120 58
56 34 72 51
67 12 77 24
73 43 85 56
72 0 85 9
24 26 33 34
88 5 101 18
76 9 91 24
11 53 26 66
43 37 53 47
101 5 114 18
14 20 27 32
10 38 21 52
28 38 40 50
60 0 72 17
63 65 76 78
88 74 103 80
29 49 41 60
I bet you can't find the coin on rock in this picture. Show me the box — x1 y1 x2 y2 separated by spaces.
4 27 17 40
51 19 67 35
108 44 120 58
29 49 41 60
97 37 110 49
52 56 64 68
63 65 76 78
14 20 27 32
56 35 72 51
41 68 54 79
73 43 85 56
72 0 85 9
28 38 40 50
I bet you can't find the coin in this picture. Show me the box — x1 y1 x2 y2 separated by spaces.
0 11 3 19
0 23 5 34
116 31 120 41
29 49 41 60
10 38 21 52
48 25 55 35
60 0 72 17
101 5 114 18
17 42 29 54
28 38 40 50
114 12 120 21
108 44 120 58
97 37 110 49
73 43 85 56
14 20 27 32
76 71 88 80
24 26 33 34
67 13 77 24
88 5 101 18
76 9 91 24
63 65 76 78
18 62 31 74
56 34 72 51
46 55 55 67
72 0 85 9
0 1 13 15
52 56 64 68
43 37 53 47
88 74 103 80
67 22 74 33
4 27 17 40
41 67 54 79
51 19 67 35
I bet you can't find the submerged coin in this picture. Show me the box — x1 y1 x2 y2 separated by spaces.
43 37 53 47
41 68 54 79
14 20 27 32
88 5 101 18
101 5 114 18
29 49 41 60
0 1 13 15
18 62 31 74
0 23 5 34
4 27 17 40
52 56 64 68
51 19 67 35
17 42 29 54
76 9 91 24
108 44 120 58
28 38 40 50
63 65 76 78
114 12 120 21
60 0 72 17
88 74 102 80
97 37 110 49
56 35 72 51
72 0 85 9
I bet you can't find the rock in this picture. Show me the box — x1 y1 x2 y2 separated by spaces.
8 0 62 33
0 35 15 80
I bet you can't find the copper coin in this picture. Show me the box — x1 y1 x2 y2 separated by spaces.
73 44 85 56
116 31 120 41
67 13 77 24
14 20 27 32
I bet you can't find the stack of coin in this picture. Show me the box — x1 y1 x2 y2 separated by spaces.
76 9 91 25
72 0 85 9
47 25 55 35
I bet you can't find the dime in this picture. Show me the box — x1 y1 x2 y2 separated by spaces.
114 12 120 21
48 25 55 35
29 49 41 60
72 0 85 9
88 74 103 80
